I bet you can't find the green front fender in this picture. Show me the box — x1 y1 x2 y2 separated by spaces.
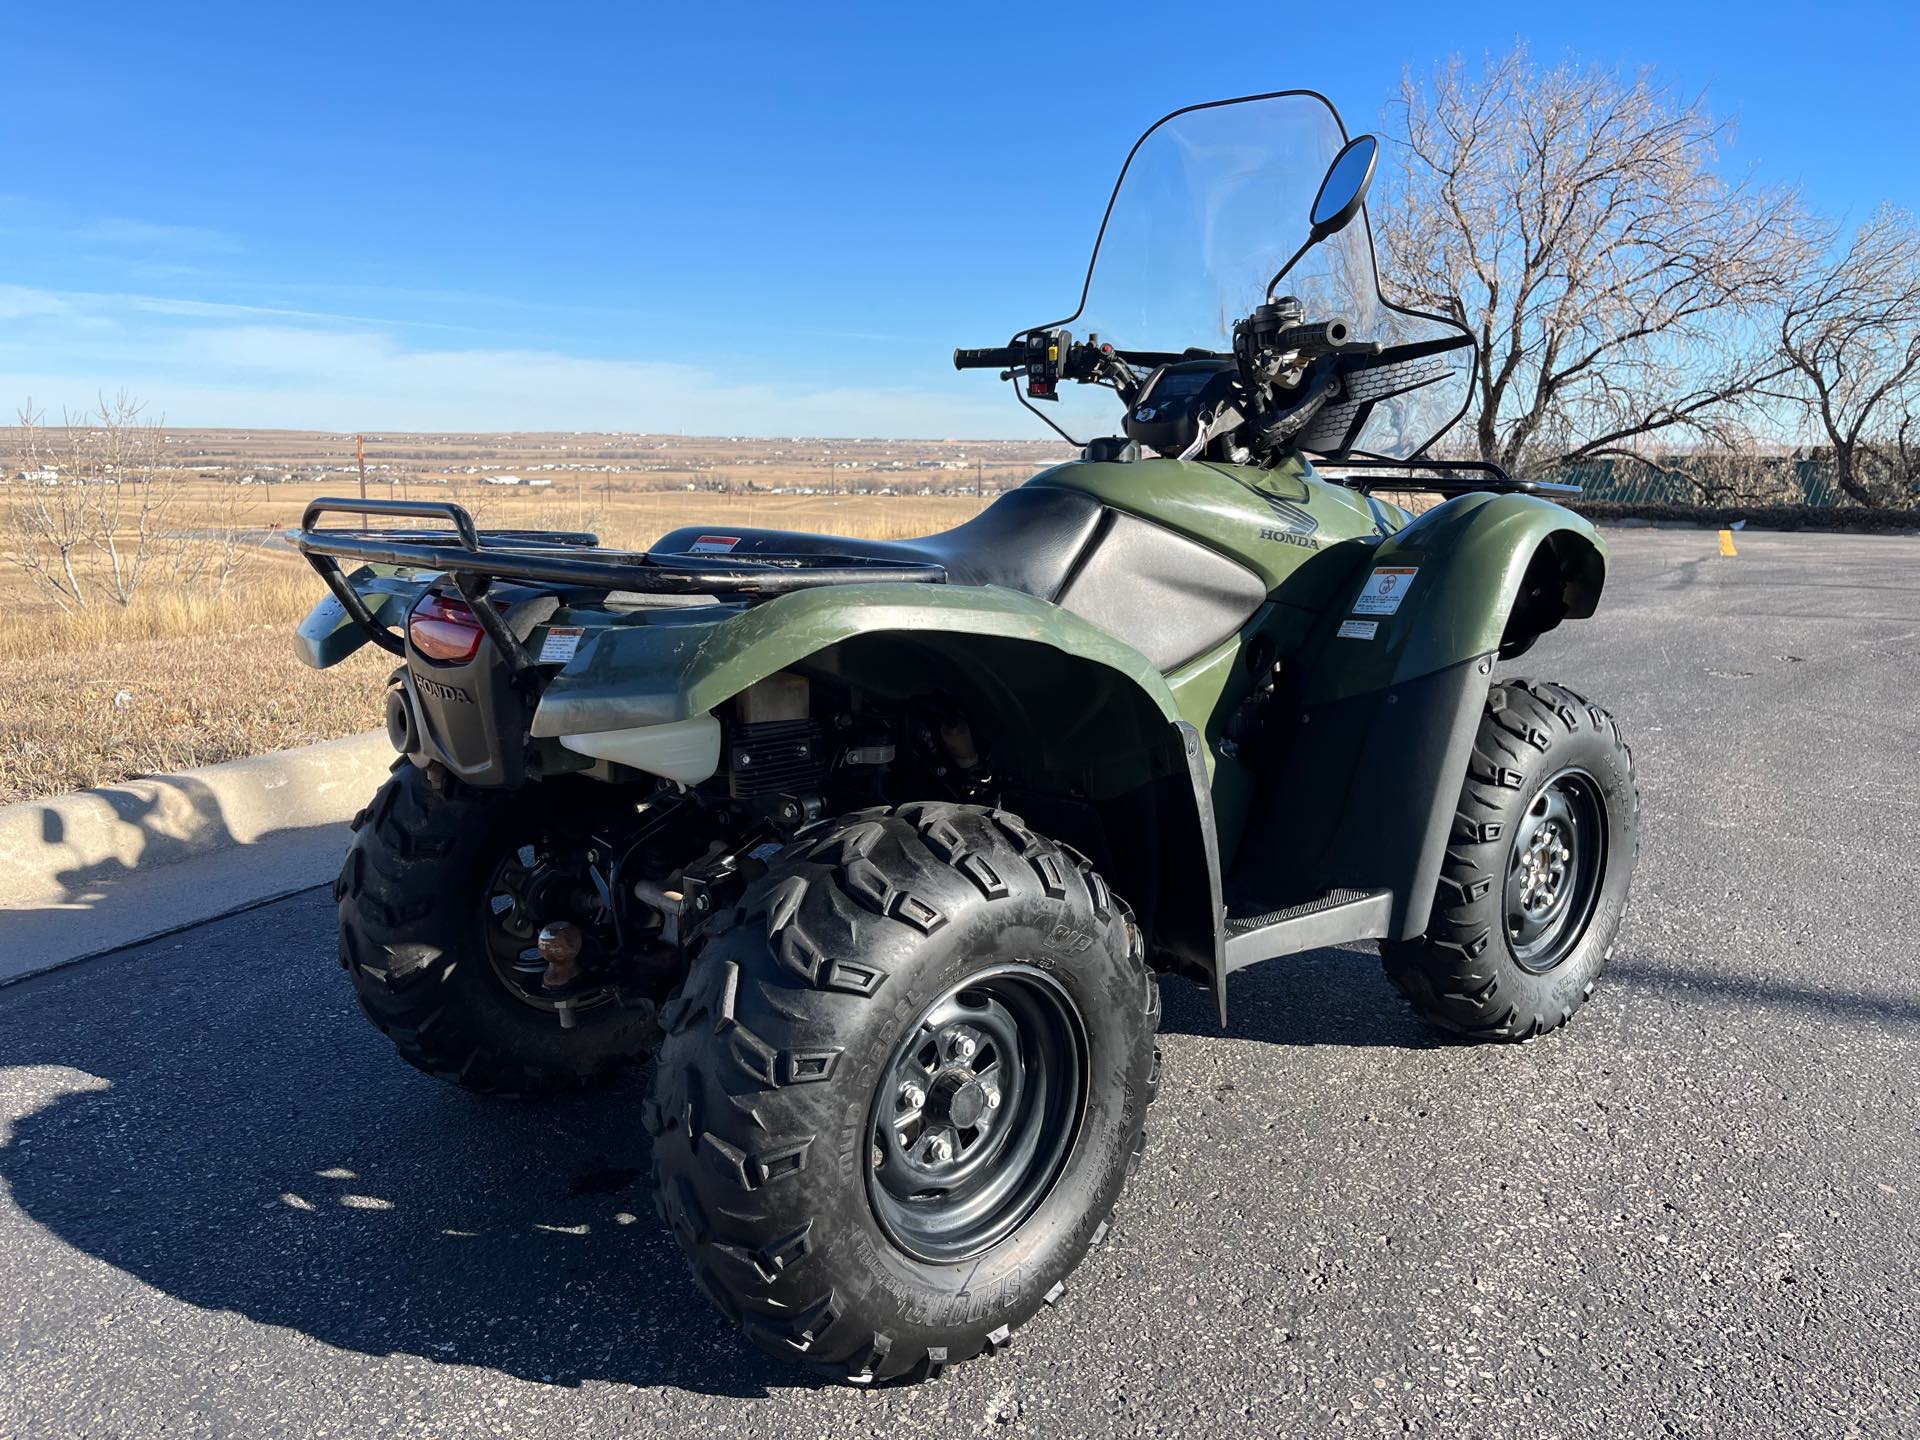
1303 492 1607 705
1242 492 1609 947
531 581 1181 738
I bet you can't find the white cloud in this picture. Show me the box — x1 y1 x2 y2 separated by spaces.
0 284 460 331
67 217 240 253
0 283 74 320
0 292 1028 438
128 293 469 330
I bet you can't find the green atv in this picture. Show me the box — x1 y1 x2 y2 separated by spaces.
292 90 1637 1383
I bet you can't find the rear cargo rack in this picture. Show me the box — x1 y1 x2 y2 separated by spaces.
291 497 946 663
1308 456 1581 498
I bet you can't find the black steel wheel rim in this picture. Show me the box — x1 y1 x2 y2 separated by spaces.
1504 767 1607 973
482 840 616 1017
866 965 1087 1263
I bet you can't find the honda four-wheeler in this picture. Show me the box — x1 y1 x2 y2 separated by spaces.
292 91 1637 1383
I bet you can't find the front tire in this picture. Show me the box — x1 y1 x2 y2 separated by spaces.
1382 680 1638 1041
646 803 1160 1383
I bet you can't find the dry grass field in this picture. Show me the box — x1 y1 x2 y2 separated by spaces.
0 430 1063 804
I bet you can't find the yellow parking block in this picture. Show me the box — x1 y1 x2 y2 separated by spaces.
1718 529 1738 557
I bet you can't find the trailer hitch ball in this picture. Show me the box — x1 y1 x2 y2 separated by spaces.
537 920 585 994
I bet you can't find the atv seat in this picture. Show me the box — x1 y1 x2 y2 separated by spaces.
649 486 1106 602
650 483 1267 670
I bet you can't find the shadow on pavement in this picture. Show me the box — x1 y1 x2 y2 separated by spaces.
1158 944 1920 1046
1155 943 1441 1050
17 906 1878 1402
1 815 355 986
0 918 820 1399
46 774 235 904
1609 955 1920 1028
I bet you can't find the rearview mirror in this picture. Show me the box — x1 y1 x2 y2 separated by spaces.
1308 133 1379 240
1265 133 1384 299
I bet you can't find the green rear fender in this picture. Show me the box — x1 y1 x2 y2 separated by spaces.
533 581 1222 984
532 581 1180 738
1303 492 1604 704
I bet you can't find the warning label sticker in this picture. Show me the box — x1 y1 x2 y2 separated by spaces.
1336 619 1378 640
537 626 585 664
688 534 741 554
1351 567 1418 616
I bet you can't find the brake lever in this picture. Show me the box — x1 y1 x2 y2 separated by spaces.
1176 402 1246 462
1081 339 1146 404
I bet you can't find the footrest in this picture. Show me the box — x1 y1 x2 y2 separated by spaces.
1226 887 1377 935
1220 887 1393 974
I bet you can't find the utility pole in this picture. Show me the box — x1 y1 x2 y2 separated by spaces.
356 434 367 502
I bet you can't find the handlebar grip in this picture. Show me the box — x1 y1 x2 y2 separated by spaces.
1274 318 1354 353
953 345 1020 371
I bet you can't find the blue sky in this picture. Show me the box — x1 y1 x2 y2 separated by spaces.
3 1 1916 439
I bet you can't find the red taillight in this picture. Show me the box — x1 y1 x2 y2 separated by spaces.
408 593 485 663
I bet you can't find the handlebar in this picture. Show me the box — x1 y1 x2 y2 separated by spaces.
1273 318 1353 354
953 345 1020 371
957 316 1365 383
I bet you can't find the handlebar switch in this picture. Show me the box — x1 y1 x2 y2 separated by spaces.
1025 329 1070 400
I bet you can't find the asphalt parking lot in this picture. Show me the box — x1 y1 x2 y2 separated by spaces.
4 527 1918 1438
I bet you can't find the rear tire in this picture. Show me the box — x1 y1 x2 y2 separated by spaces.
334 762 660 1096
1382 679 1638 1041
646 803 1160 1384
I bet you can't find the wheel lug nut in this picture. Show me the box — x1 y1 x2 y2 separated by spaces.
984 1088 1000 1109
928 1136 952 1162
956 1036 975 1059
902 1083 925 1109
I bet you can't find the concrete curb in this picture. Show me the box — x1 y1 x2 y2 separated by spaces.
0 732 391 984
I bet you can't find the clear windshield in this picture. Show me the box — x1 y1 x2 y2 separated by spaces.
1024 92 1470 458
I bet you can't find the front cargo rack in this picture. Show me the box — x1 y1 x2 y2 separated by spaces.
291 496 946 664
1307 455 1581 498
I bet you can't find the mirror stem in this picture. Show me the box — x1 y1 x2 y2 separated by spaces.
1264 236 1315 301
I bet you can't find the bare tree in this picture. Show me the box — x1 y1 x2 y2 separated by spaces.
2 392 180 609
1378 45 1817 472
171 498 260 597
1762 205 1920 506
1897 412 1919 493
4 400 90 608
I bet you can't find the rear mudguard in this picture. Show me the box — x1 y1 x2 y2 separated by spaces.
293 565 437 669
533 581 1224 984
533 582 1177 736
1213 491 1607 1016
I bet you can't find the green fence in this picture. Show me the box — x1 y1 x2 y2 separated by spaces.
1543 456 1899 509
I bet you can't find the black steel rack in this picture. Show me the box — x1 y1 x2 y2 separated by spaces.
292 497 946 665
1308 455 1581 497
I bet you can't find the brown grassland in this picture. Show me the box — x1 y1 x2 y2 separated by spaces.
1 429 1067 804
